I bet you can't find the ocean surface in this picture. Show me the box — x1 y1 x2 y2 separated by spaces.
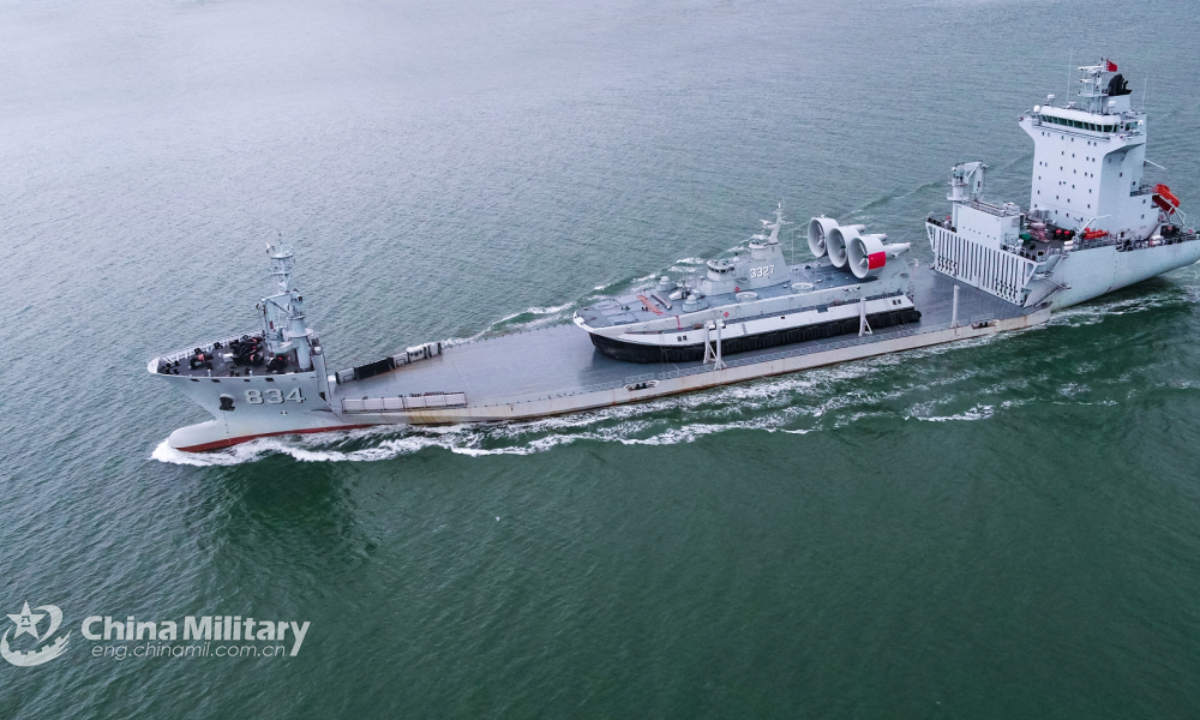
2 0 1200 717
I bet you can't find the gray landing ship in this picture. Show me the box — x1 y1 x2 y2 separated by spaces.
151 58 1199 452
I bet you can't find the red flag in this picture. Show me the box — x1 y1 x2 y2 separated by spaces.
1105 59 1118 72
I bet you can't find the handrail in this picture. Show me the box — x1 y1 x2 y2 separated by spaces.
149 331 258 369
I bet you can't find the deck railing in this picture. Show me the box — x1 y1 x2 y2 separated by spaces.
148 331 258 370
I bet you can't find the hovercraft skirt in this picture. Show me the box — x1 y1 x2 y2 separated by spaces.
589 308 922 363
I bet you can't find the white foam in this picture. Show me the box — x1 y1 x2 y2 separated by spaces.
1049 291 1177 327
491 302 574 325
437 335 476 349
151 438 274 466
1056 382 1087 398
525 303 573 315
910 404 995 422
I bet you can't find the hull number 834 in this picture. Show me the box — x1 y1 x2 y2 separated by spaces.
246 388 305 404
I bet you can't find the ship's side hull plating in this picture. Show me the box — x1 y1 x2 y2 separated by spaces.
155 370 341 451
1046 242 1200 309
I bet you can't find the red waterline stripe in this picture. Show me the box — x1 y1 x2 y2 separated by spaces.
177 424 376 452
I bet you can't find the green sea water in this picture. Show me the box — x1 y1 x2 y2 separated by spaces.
3 0 1200 717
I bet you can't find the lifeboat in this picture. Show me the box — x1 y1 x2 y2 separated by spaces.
1154 184 1181 214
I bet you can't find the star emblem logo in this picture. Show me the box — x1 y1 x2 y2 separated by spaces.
7 602 45 641
1 600 69 667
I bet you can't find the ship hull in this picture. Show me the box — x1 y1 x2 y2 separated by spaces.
588 308 922 363
167 418 377 452
1047 242 1200 309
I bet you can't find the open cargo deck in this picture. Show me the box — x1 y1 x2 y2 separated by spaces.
338 266 1045 421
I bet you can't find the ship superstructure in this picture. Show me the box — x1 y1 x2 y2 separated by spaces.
927 60 1199 309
